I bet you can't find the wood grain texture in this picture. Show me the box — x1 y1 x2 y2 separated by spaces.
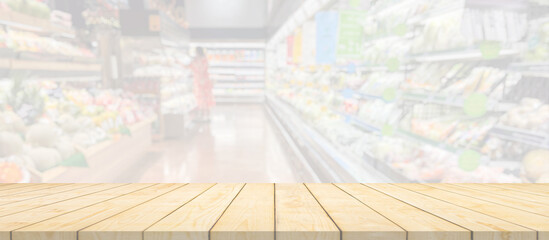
400 183 549 240
0 184 68 197
366 184 535 240
0 183 547 240
13 184 182 240
145 183 245 240
306 183 405 240
430 183 549 216
275 183 339 240
0 183 123 217
79 183 214 240
484 184 549 197
335 183 469 240
452 183 549 205
0 183 151 240
0 184 92 206
210 183 275 240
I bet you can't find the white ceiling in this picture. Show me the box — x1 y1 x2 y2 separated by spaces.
184 0 268 29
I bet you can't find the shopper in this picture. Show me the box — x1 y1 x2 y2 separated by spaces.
190 47 215 122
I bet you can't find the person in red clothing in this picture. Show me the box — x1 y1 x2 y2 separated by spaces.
190 47 215 121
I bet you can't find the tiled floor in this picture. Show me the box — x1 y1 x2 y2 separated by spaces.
135 104 302 182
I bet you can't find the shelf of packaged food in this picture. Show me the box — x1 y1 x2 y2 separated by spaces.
266 93 393 182
214 83 265 89
411 48 520 62
401 91 516 112
0 58 101 72
490 125 549 149
511 62 549 78
0 9 75 35
395 128 460 154
406 1 464 25
343 89 386 101
331 110 382 134
216 96 265 103
209 62 264 68
213 92 264 97
209 68 265 75
30 117 156 182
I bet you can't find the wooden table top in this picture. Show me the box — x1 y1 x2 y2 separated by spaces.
0 183 548 240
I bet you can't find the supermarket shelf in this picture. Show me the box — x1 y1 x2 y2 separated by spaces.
191 42 265 49
406 1 464 25
332 110 382 134
209 69 264 75
401 92 516 112
0 9 75 35
216 96 265 103
396 128 459 153
412 48 520 62
210 62 264 68
215 83 264 89
519 71 549 78
0 58 101 72
267 93 392 182
213 78 264 83
31 118 156 182
490 125 549 149
213 92 264 97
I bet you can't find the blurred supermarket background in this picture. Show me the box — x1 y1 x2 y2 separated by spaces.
0 0 548 183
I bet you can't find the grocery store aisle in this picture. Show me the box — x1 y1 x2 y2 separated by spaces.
134 104 302 182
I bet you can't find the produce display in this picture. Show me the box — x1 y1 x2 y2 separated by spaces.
0 28 95 59
0 80 155 182
266 0 549 182
0 0 51 19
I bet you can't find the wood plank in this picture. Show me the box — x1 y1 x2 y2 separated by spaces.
145 183 245 240
487 184 549 197
366 184 535 240
429 184 549 217
13 184 183 240
306 183 404 240
0 183 16 190
335 183 469 240
275 184 339 240
0 183 69 197
452 183 549 205
0 183 117 217
79 183 214 240
210 183 275 240
0 183 152 240
0 183 92 206
400 183 549 240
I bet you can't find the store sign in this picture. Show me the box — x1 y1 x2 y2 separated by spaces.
337 10 365 60
287 35 294 64
315 11 338 64
293 28 303 64
302 21 317 66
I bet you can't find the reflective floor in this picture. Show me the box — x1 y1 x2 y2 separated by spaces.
131 104 301 182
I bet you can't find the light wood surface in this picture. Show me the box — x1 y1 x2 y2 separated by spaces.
452 183 549 205
210 183 275 240
80 183 214 240
335 183 469 240
145 183 245 240
430 184 549 216
0 184 547 240
275 183 339 240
